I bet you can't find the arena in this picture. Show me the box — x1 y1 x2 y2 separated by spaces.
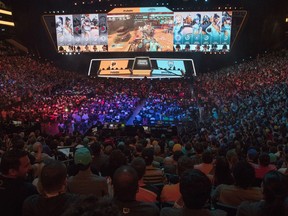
0 0 287 215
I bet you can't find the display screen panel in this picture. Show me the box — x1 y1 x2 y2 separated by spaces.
55 14 108 52
173 11 232 52
107 7 174 52
53 8 232 53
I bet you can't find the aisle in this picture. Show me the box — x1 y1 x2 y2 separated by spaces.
126 99 146 125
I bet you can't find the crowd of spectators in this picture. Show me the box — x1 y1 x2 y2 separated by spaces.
135 79 196 125
0 42 288 215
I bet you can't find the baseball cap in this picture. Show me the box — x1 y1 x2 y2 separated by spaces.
74 147 92 166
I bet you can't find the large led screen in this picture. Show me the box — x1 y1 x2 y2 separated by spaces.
107 7 174 52
54 8 233 53
55 14 108 52
173 11 232 52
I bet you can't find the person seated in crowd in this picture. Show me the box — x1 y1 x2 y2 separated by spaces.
112 165 159 216
194 150 215 181
190 142 204 165
142 148 166 184
226 149 239 171
252 153 277 179
61 196 121 216
163 144 183 175
90 141 109 175
160 169 226 216
67 147 108 197
0 149 38 216
246 148 258 165
131 157 158 202
160 156 194 204
22 160 78 216
212 161 263 207
237 171 288 216
212 156 234 188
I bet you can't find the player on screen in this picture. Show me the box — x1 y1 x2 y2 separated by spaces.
204 14 221 39
56 17 63 36
63 17 73 36
174 14 183 35
192 14 202 35
201 15 211 34
221 12 232 37
149 38 162 51
82 14 92 39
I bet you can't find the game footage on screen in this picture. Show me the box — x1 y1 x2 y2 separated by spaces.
107 12 174 52
54 9 232 53
173 11 232 52
56 14 108 53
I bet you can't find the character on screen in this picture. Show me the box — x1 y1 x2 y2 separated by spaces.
175 44 181 52
205 14 221 36
73 17 81 36
174 14 183 35
202 44 210 52
93 45 98 52
221 12 232 37
184 44 191 52
102 45 108 51
64 17 73 36
201 15 211 34
56 17 63 36
149 38 162 51
82 14 92 39
222 44 228 52
192 14 202 35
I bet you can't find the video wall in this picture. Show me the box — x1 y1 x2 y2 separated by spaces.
55 7 232 53
55 14 108 52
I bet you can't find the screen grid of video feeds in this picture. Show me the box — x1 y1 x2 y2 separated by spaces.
54 8 232 53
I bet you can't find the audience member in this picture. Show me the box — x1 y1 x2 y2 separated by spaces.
112 165 159 216
67 147 108 197
237 171 288 216
160 169 226 216
212 161 263 207
0 149 38 216
22 160 78 216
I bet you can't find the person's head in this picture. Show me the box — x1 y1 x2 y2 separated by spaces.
113 165 138 202
226 149 239 170
202 150 213 164
89 142 102 156
193 142 204 154
214 156 234 186
40 160 67 195
247 148 258 163
177 156 194 176
259 153 270 167
33 142 43 153
131 157 146 180
261 171 288 216
233 161 255 189
62 196 120 216
0 149 31 178
74 147 92 170
172 150 184 162
180 169 211 209
141 148 154 166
